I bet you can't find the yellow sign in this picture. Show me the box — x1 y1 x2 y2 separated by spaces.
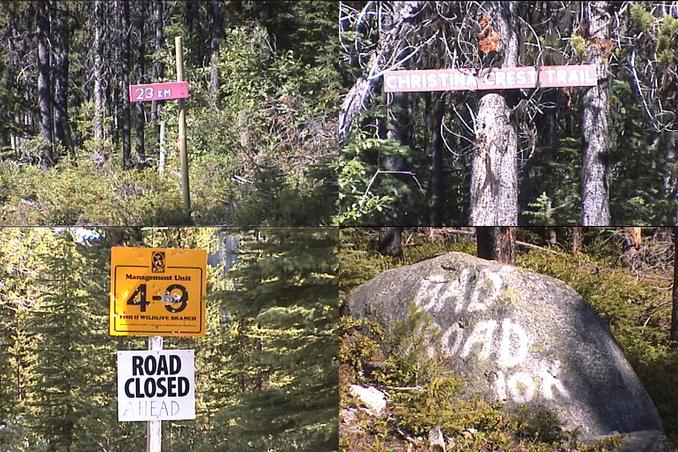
110 247 207 337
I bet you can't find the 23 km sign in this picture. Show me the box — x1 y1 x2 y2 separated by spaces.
110 247 206 337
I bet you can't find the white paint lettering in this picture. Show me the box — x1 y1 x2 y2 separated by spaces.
495 370 508 400
516 71 526 84
497 318 529 368
540 360 570 400
543 69 556 83
461 320 497 360
527 70 538 84
495 71 506 87
567 69 579 84
441 324 465 356
426 73 438 89
385 75 397 90
556 70 567 84
466 271 502 312
508 372 536 403
440 73 451 88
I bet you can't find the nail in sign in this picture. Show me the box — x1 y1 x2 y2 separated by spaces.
128 81 190 102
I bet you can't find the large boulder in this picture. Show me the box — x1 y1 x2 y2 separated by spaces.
347 252 663 439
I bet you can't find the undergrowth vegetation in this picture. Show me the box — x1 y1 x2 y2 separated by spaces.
339 228 675 451
0 15 338 226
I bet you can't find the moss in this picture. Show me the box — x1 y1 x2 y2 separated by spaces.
570 35 587 57
630 4 654 31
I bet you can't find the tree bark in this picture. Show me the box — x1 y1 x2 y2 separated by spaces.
51 0 69 152
378 227 403 257
151 0 164 142
426 92 445 226
621 227 642 268
571 227 583 252
469 1 519 226
93 0 105 142
135 0 146 164
661 130 677 225
208 0 224 108
476 227 516 264
36 0 53 168
581 1 611 225
121 0 132 169
338 1 424 145
670 228 678 341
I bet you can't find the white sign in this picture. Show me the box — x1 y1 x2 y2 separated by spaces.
117 349 195 421
383 65 597 92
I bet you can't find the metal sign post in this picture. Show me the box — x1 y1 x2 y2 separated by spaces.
146 336 163 452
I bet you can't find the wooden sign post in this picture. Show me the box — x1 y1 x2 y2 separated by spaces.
110 247 206 452
128 37 191 224
175 36 191 224
146 336 163 452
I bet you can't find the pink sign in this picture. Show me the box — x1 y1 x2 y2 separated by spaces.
383 65 597 93
128 81 190 102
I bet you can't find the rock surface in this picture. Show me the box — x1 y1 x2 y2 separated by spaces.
349 384 388 417
347 252 663 439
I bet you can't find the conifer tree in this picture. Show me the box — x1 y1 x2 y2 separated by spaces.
220 228 339 450
23 232 109 450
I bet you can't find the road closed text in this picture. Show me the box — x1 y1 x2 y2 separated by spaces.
117 350 195 421
124 354 190 398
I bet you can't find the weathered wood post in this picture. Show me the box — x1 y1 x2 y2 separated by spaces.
146 336 163 452
175 36 191 223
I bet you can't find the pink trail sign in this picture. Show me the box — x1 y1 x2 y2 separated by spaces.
128 81 190 102
383 64 598 93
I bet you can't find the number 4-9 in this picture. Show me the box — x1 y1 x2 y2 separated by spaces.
126 283 188 313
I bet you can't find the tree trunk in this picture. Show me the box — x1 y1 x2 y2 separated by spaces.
426 92 445 226
338 1 424 145
661 130 677 225
581 1 611 225
208 0 224 108
476 227 515 264
51 0 69 152
151 0 164 143
36 0 53 168
571 227 583 252
185 0 198 67
622 227 642 268
469 1 519 226
135 1 146 164
93 0 105 142
121 0 132 169
378 227 403 257
670 228 678 341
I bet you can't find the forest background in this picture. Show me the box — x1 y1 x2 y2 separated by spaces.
0 227 339 451
0 1 339 226
337 1 677 226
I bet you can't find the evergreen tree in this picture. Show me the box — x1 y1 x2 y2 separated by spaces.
220 228 339 450
23 232 109 450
